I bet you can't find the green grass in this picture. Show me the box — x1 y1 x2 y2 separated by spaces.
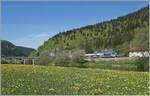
84 59 149 71
1 64 149 95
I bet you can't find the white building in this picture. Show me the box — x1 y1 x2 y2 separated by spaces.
129 47 149 57
129 51 149 57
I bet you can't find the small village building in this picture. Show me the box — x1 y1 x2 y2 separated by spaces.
129 47 149 57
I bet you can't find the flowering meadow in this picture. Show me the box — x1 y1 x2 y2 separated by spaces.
1 64 149 95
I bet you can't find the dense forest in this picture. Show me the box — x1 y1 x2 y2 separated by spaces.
37 6 149 56
1 40 36 57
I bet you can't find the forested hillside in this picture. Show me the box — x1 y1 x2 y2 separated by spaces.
38 6 149 56
1 40 36 57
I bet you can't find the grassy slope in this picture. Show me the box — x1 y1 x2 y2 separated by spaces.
1 64 149 95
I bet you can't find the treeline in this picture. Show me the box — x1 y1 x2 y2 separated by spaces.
37 6 149 56
1 40 36 57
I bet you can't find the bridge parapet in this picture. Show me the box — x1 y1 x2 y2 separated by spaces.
1 57 39 65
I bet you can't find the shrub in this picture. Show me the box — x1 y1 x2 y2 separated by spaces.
136 57 149 71
71 49 87 68
37 56 54 66
37 51 54 66
54 52 71 67
91 60 139 71
1 59 9 64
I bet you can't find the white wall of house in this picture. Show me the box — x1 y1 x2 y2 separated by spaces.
129 51 149 57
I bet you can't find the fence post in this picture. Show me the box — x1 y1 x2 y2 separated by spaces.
32 59 35 65
15 59 17 64
23 59 26 65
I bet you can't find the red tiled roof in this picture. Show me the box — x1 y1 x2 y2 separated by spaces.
129 47 146 51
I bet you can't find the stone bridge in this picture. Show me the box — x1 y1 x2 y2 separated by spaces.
1 57 39 65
